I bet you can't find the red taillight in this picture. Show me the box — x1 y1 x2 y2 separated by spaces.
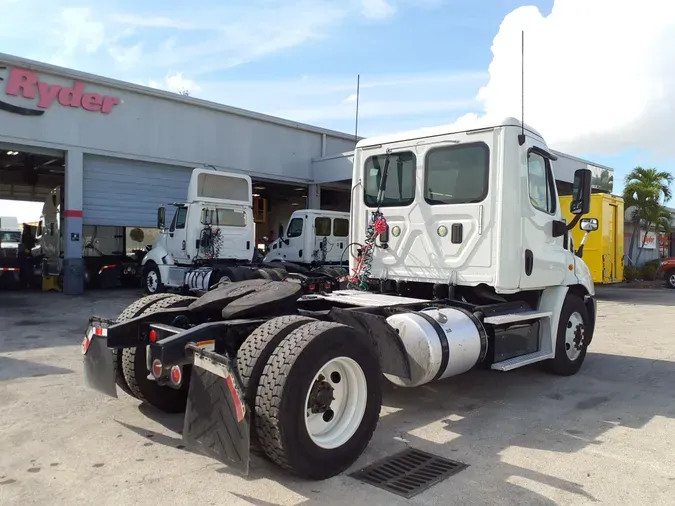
324 281 331 290
94 327 104 336
81 336 91 355
308 283 316 292
170 366 182 385
152 359 163 378
149 329 158 343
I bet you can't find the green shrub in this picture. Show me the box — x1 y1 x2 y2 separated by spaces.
640 263 659 281
624 265 639 282
644 259 660 269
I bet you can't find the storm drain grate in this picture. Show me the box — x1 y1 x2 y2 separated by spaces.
349 447 468 499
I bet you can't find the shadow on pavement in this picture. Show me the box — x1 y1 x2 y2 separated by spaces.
0 356 73 381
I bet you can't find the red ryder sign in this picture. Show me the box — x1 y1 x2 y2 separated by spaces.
4 68 120 114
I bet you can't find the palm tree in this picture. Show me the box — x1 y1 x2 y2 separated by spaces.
623 167 673 264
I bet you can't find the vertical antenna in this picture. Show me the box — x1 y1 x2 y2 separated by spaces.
518 30 525 146
354 74 361 143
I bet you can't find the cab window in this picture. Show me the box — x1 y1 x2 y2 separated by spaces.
527 152 557 214
364 151 416 207
170 207 187 232
314 217 331 236
333 218 349 237
287 217 303 238
424 142 489 205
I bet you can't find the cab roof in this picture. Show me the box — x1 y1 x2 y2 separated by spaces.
355 116 545 149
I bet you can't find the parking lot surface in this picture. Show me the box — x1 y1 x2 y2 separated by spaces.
1 286 675 505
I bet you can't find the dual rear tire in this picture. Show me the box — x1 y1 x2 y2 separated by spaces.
237 317 382 480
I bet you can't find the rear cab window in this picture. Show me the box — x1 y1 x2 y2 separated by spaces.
314 217 331 236
333 218 349 237
364 151 416 207
424 142 489 205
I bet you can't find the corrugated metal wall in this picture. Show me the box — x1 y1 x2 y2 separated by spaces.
83 155 192 227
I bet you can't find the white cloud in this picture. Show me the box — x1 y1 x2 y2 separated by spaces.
149 72 202 95
358 0 397 20
460 0 675 156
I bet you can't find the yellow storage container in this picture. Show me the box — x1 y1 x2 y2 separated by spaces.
560 193 624 284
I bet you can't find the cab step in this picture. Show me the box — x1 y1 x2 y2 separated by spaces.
491 350 554 371
483 310 551 326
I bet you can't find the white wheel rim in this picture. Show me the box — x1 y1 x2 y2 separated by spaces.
564 312 585 361
303 356 368 450
669 274 675 287
147 271 158 292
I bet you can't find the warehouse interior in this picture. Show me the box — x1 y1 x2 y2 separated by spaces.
0 144 65 205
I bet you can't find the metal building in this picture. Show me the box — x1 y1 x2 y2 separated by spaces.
0 53 356 294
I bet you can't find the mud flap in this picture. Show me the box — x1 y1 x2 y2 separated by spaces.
82 329 118 399
182 348 250 475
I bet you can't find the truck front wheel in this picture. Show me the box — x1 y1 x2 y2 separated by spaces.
143 263 164 295
255 321 382 480
544 294 590 376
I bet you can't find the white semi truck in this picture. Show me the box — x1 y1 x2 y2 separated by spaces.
263 209 350 267
83 117 599 481
0 216 21 285
140 168 341 295
34 186 144 288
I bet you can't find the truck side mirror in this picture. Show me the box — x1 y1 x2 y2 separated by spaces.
570 168 592 215
203 209 212 226
157 206 166 229
580 218 598 231
278 223 283 239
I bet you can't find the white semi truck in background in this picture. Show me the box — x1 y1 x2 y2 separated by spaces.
263 208 350 267
0 216 21 285
84 116 599 481
34 186 146 289
141 168 342 295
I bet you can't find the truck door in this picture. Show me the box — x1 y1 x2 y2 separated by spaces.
331 217 349 263
519 145 569 289
605 201 618 282
313 216 332 264
283 216 304 262
166 206 189 263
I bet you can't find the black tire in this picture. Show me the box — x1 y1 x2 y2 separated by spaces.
142 262 164 295
236 316 316 454
121 295 196 412
543 294 590 376
113 293 175 397
665 269 675 289
255 321 382 480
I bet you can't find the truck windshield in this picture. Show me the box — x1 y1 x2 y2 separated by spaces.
424 142 489 205
201 208 247 227
364 152 416 207
0 231 21 242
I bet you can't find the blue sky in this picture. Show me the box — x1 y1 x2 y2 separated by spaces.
1 0 674 221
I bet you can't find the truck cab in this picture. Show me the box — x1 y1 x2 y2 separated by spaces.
141 169 255 292
349 116 595 299
264 209 350 266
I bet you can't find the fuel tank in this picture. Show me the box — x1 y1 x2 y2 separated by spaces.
384 307 488 387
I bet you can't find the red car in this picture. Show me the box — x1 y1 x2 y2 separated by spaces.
659 257 675 288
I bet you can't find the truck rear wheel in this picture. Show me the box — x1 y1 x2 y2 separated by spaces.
544 294 590 376
113 293 175 397
255 321 382 480
121 295 196 412
236 315 316 454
